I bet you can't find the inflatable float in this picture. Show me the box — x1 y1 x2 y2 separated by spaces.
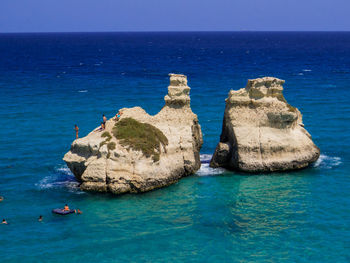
52 208 75 215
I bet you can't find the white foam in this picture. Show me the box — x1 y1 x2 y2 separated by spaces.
56 166 73 175
196 154 226 176
303 69 312 72
36 165 82 193
200 154 212 162
78 90 88 93
197 153 342 175
298 73 304 76
313 154 342 169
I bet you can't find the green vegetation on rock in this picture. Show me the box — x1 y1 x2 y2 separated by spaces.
101 131 112 141
269 93 287 103
113 118 168 162
107 141 116 150
100 132 115 158
286 103 297 113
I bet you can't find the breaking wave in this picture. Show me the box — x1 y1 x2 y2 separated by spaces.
36 165 82 193
313 154 342 169
196 154 226 176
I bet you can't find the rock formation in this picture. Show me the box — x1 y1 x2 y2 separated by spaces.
210 77 320 172
64 74 202 194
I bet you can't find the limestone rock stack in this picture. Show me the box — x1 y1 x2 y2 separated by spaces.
63 74 202 194
210 77 320 172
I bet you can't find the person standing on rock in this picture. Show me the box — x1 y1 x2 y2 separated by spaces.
101 122 105 130
103 114 107 125
74 124 79 139
96 122 105 132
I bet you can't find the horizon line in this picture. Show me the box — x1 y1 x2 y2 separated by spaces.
1 30 350 34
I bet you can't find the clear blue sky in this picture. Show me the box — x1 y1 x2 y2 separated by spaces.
1 0 349 32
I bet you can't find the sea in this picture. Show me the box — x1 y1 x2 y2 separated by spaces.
0 32 349 262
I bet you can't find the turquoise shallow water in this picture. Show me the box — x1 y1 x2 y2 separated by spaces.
0 32 349 262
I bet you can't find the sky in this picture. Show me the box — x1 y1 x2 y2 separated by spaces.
0 0 349 32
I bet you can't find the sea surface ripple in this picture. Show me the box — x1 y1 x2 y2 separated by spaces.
0 32 349 263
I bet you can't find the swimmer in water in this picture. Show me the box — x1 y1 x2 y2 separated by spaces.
75 209 83 214
63 204 70 211
38 215 43 222
2 219 8 224
0 196 3 202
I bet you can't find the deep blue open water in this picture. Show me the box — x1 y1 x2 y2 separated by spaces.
0 32 349 262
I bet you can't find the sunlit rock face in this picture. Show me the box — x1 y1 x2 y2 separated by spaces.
64 74 203 194
210 77 320 172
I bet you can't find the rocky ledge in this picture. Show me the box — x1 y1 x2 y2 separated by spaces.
64 74 203 194
210 77 320 172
